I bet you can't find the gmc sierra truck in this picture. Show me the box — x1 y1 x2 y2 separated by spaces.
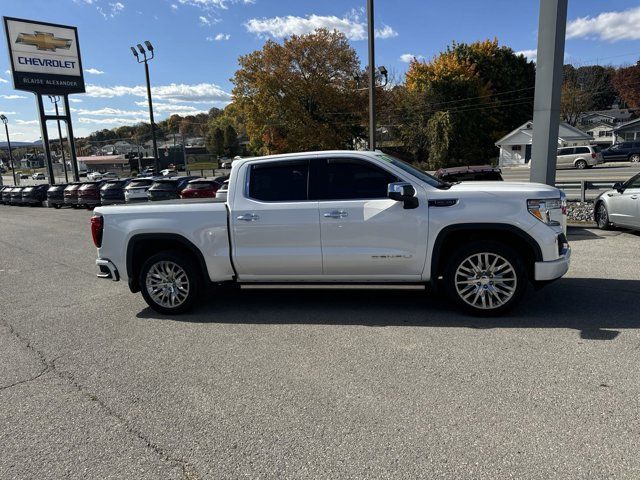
92 150 570 316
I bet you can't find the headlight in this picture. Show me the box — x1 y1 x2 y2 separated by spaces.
527 198 562 226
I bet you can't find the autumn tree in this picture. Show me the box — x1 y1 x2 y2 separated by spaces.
396 39 534 166
561 65 618 125
223 124 239 157
232 28 363 154
613 61 640 108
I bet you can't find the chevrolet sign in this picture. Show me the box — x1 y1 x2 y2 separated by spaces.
3 17 85 94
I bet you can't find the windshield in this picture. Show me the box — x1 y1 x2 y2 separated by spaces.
375 153 448 188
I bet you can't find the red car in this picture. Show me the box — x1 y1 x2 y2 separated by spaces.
77 181 106 209
180 178 222 199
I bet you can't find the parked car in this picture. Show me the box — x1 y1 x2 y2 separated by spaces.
601 142 640 163
19 173 29 180
1 186 12 204
22 184 49 206
214 180 229 201
78 181 106 209
160 168 178 177
87 171 103 181
9 186 24 205
556 145 602 169
139 168 155 177
47 184 69 208
435 165 503 182
92 151 570 316
100 179 131 205
63 182 83 208
124 178 155 203
594 172 640 231
101 172 118 180
147 176 199 201
32 172 46 180
180 178 221 199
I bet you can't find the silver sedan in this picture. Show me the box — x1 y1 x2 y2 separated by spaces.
595 172 640 231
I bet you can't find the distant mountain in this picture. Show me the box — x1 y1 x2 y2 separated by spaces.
0 140 42 149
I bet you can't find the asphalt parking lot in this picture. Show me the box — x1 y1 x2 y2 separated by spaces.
1 206 640 479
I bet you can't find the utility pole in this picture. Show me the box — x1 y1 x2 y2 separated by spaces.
1 115 17 185
367 0 376 151
530 0 568 186
131 41 159 173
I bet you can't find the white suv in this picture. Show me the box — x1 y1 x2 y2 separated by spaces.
556 145 602 169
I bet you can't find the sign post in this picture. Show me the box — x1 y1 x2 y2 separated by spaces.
3 17 85 183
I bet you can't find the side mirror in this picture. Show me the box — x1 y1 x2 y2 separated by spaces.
388 182 419 209
613 181 624 193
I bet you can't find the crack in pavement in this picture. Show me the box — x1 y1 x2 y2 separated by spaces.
1 318 203 480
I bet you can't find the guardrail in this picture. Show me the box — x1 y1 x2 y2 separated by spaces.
555 180 617 202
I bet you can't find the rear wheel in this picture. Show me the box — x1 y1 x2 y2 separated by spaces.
595 202 612 230
443 241 527 316
630 154 640 163
139 251 200 314
575 159 587 169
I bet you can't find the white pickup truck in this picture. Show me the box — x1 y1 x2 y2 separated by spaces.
92 150 570 316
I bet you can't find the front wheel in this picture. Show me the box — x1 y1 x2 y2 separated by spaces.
443 241 527 316
595 202 612 230
139 251 200 314
575 160 587 169
630 154 640 163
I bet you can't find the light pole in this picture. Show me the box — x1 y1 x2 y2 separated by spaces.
367 0 376 150
131 41 159 173
0 115 17 185
48 95 69 183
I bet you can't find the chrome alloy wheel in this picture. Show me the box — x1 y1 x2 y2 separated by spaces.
145 260 190 309
454 253 517 310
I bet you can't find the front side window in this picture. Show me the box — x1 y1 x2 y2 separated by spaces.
311 158 398 200
248 160 309 201
558 148 573 156
626 173 640 189
575 147 590 154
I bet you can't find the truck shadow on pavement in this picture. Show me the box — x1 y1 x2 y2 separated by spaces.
136 277 640 341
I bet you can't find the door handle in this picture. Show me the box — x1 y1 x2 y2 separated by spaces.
323 210 348 219
237 213 260 221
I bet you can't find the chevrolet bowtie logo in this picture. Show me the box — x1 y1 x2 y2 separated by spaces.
16 31 72 52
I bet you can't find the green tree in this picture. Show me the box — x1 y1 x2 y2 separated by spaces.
205 127 225 157
223 124 239 157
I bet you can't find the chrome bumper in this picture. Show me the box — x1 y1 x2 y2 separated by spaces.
96 259 120 281
534 246 571 281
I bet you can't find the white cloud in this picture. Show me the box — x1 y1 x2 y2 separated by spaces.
69 98 83 103
85 68 105 75
179 0 227 9
245 13 397 41
567 6 640 42
516 49 538 62
399 53 425 63
15 119 39 125
96 1 125 19
1 94 27 100
0 111 17 115
74 107 148 116
171 3 178 10
207 33 231 41
4 70 10 75
78 117 149 125
85 82 232 104
199 15 211 26
134 101 207 114
0 78 8 84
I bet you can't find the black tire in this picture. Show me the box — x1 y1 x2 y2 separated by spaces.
630 154 640 163
139 251 200 315
595 201 612 230
54 204 61 209
575 160 587 169
443 241 528 316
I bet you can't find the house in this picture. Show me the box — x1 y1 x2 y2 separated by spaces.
583 121 615 147
495 121 593 166
578 108 633 128
613 118 640 143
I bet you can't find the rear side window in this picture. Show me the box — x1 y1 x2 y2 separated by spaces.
248 160 309 201
187 181 218 190
621 143 632 149
574 147 590 154
128 180 153 188
312 158 398 200
558 148 574 155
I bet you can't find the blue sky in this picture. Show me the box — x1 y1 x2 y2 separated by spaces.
1 0 640 141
